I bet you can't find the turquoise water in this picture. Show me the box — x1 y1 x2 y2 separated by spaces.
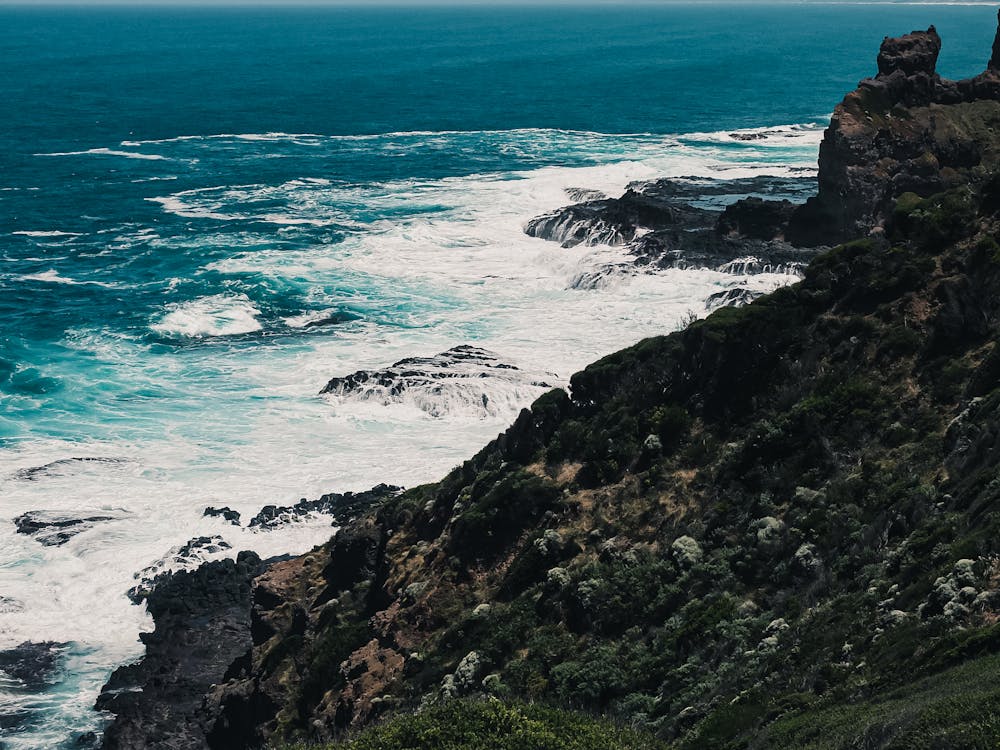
0 4 997 747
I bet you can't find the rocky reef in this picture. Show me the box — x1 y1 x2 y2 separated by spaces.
96 17 1000 750
320 345 556 419
528 18 1000 266
525 175 819 287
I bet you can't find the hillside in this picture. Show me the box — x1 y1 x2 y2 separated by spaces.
101 17 1000 750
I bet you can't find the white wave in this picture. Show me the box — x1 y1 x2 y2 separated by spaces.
34 148 169 161
130 176 178 183
19 270 116 288
12 231 82 238
147 187 357 226
121 131 326 146
150 293 262 338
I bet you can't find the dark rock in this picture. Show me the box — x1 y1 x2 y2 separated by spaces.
705 287 763 311
564 187 607 202
524 199 642 247
717 197 796 241
787 20 1000 246
629 229 813 276
203 506 241 526
525 185 715 248
128 536 234 604
248 483 401 531
876 26 940 78
0 596 25 613
0 710 33 731
526 175 819 282
302 310 359 329
0 641 68 690
13 509 128 547
97 552 264 750
991 10 1000 71
319 345 555 419
729 131 772 141
317 519 388 605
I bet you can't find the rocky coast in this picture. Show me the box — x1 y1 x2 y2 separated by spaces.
92 17 1000 750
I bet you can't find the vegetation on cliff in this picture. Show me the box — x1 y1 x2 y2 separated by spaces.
101 18 1000 750
236 174 1000 749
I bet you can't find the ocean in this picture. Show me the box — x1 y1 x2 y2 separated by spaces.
0 3 996 746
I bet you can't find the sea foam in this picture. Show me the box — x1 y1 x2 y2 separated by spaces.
150 294 263 338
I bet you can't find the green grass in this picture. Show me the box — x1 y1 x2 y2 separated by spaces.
277 699 668 750
754 652 1000 750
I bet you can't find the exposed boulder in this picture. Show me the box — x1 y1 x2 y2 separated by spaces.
876 26 940 78
717 197 796 241
0 641 68 691
203 506 241 525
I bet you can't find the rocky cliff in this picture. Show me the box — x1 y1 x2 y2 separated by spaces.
787 16 1000 245
99 17 1000 750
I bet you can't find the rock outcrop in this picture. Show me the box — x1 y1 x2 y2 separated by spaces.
247 483 401 530
97 552 264 750
787 22 1000 245
525 175 819 280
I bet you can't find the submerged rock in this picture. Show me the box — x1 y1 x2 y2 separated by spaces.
9 456 127 482
0 641 68 691
320 345 555 419
13 509 128 547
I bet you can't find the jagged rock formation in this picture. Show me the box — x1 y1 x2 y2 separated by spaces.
524 175 819 280
247 483 402 530
97 553 264 750
127 535 234 604
787 21 1000 245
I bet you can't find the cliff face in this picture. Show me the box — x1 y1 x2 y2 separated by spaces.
788 18 1000 245
100 17 1000 750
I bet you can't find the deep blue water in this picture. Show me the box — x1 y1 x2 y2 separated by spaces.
0 4 998 747
2 2 996 439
